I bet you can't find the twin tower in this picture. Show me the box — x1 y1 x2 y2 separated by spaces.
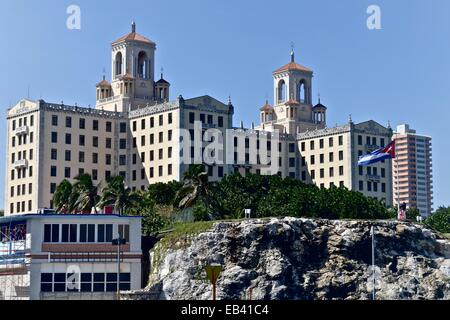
95 22 170 113
95 23 327 136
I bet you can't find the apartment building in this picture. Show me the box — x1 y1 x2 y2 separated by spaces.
0 214 142 300
393 124 433 216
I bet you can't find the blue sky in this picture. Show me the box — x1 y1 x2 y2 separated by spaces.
0 0 449 209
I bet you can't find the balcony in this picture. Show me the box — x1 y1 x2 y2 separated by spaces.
366 174 381 182
14 159 28 169
14 126 29 136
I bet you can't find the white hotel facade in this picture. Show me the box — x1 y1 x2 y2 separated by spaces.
4 23 394 216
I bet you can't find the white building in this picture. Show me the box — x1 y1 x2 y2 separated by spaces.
0 214 142 300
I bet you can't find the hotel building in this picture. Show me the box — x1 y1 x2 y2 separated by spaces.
5 23 394 215
393 124 433 217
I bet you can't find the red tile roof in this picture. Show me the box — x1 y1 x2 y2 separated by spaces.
112 32 155 45
260 103 274 111
96 79 111 87
273 62 312 74
285 99 300 106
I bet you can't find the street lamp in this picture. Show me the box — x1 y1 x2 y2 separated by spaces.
112 237 127 300
205 264 222 301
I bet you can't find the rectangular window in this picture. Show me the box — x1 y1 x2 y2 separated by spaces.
118 224 130 242
93 153 99 164
44 224 51 242
310 141 315 150
339 136 344 146
120 122 127 133
66 116 72 128
92 169 98 181
120 139 127 149
65 150 71 162
51 132 58 143
93 120 99 131
93 137 99 148
319 139 324 149
65 133 71 145
79 135 85 146
88 224 95 242
141 119 146 130
80 224 87 243
51 224 59 243
97 225 105 242
132 121 137 132
65 167 71 178
159 115 163 126
52 115 58 126
106 138 112 149
189 112 195 124
150 117 155 128
79 152 85 163
106 121 112 132
106 154 112 165
51 166 57 177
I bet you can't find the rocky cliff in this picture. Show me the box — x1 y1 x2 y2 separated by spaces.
134 218 450 300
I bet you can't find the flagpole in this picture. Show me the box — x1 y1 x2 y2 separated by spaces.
371 226 376 301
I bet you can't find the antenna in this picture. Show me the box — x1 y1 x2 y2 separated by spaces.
27 85 30 99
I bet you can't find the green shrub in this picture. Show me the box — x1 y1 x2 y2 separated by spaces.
425 207 450 233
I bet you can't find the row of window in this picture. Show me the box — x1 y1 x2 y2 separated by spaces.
133 130 173 147
303 151 345 166
11 166 33 180
300 136 344 152
44 223 130 243
40 273 131 293
188 112 225 127
11 132 34 147
359 181 387 193
12 115 34 130
52 115 127 133
10 183 33 197
10 200 32 214
357 135 386 147
358 166 387 178
308 166 345 180
11 149 34 164
132 113 173 131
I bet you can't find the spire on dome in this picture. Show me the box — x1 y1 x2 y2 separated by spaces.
132 21 136 33
290 42 295 63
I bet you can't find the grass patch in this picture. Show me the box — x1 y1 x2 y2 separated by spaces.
149 221 215 280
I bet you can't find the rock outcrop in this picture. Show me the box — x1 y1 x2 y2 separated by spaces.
133 218 450 300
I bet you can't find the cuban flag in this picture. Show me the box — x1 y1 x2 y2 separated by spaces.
358 140 396 166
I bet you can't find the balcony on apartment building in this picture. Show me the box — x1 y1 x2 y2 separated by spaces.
14 126 29 136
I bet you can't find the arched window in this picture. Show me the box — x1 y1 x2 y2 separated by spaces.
115 52 123 76
298 80 306 103
137 51 148 79
278 80 286 103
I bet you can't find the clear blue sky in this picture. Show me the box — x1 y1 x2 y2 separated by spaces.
0 0 449 209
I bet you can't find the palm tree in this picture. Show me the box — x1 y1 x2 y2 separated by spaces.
98 176 140 215
53 180 73 213
72 174 99 213
176 164 211 210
